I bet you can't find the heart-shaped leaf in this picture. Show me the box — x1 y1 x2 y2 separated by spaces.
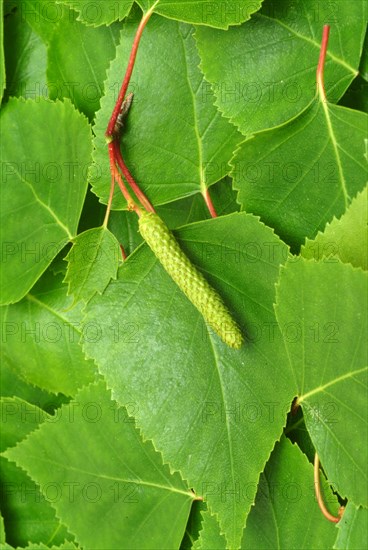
90 15 241 209
5 380 195 550
83 213 293 548
231 101 367 251
195 0 366 134
64 227 121 305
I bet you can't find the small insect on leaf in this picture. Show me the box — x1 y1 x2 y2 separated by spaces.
138 212 243 349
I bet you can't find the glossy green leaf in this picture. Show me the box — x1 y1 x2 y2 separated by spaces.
55 0 134 26
232 101 367 250
196 0 367 134
64 227 121 304
137 0 264 29
83 213 293 548
47 11 120 120
0 269 97 396
302 186 368 270
242 437 339 549
275 258 368 506
5 380 195 550
0 97 92 305
3 8 47 101
0 398 71 547
334 503 368 549
91 15 241 209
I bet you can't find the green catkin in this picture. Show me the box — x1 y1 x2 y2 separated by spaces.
139 212 243 349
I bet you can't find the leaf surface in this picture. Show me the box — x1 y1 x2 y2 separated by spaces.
302 186 368 270
334 503 368 549
47 11 120 120
3 9 47 101
241 437 339 549
91 16 241 209
5 381 194 550
0 270 97 396
83 213 293 548
137 0 264 28
195 0 367 134
64 227 121 304
232 101 367 250
55 0 134 26
0 398 71 547
275 258 368 506
0 98 92 305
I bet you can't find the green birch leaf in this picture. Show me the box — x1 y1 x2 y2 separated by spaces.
3 8 47 101
137 0 264 29
232 101 367 251
0 0 6 103
302 186 368 270
0 269 97 396
47 10 121 120
195 0 367 134
192 511 226 549
0 97 92 305
241 437 339 549
64 227 121 305
0 399 71 547
55 0 134 26
83 213 293 548
91 15 241 209
334 503 368 549
4 380 195 550
275 258 368 506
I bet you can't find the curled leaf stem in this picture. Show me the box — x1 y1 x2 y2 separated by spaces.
314 453 344 523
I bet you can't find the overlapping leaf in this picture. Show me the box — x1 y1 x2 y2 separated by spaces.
275 258 368 506
83 213 293 548
47 10 120 119
1 0 6 102
55 0 134 26
0 269 97 396
192 437 340 549
3 9 47 101
0 98 92 305
5 381 195 550
57 0 264 29
334 503 368 549
302 186 368 269
0 398 71 547
196 0 367 134
137 0 264 29
91 15 241 209
64 227 121 304
232 100 367 250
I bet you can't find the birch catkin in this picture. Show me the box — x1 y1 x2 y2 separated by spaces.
139 212 243 349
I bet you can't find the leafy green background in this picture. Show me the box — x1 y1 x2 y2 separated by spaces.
1 1 367 549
